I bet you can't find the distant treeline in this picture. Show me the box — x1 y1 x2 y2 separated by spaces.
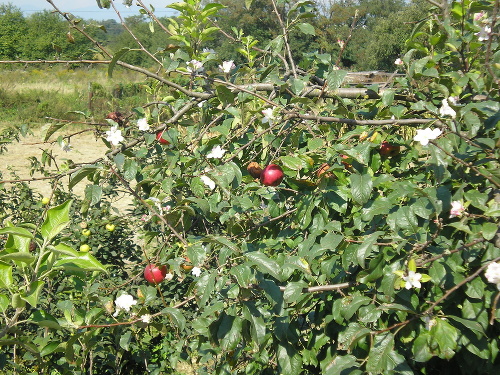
0 0 429 71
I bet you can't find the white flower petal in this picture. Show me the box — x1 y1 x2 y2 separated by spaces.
200 175 216 190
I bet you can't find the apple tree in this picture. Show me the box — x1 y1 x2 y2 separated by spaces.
0 0 499 373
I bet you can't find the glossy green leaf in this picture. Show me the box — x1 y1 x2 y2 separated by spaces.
40 200 72 242
350 173 372 205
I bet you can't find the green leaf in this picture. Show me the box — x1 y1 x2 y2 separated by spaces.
283 281 307 304
123 159 138 180
40 341 61 357
430 318 458 359
341 296 371 320
85 184 102 206
326 69 347 90
246 251 282 281
53 252 108 273
481 222 498 240
0 226 34 239
447 315 485 338
413 332 433 362
40 200 72 242
242 302 267 347
324 354 359 375
277 342 303 375
69 166 98 190
297 22 315 35
0 262 13 288
231 264 253 288
108 47 131 77
216 85 235 106
350 173 372 205
0 252 35 265
0 294 10 312
31 310 62 330
356 231 382 268
337 323 371 351
366 332 396 372
218 314 242 351
22 281 44 308
163 307 186 332
119 331 132 350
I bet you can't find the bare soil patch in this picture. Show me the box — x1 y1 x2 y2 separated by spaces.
0 125 133 212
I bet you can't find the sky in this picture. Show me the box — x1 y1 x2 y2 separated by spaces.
13 0 178 21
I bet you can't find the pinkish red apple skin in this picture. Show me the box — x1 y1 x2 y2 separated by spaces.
144 264 168 284
260 164 284 186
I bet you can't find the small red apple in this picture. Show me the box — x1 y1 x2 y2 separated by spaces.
379 141 400 157
144 264 168 284
156 130 170 145
260 164 284 186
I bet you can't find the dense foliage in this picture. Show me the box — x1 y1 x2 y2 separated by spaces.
0 0 499 374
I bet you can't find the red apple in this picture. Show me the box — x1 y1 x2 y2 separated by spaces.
260 164 284 186
379 141 400 157
144 264 168 284
156 130 170 145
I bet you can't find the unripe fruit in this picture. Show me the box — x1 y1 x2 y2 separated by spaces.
260 164 284 187
247 162 263 179
82 229 91 236
379 141 400 157
105 223 116 232
12 293 26 308
156 130 170 145
144 264 168 284
80 244 90 252
41 197 50 205
181 257 194 272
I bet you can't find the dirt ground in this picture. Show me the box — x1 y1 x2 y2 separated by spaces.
0 125 133 212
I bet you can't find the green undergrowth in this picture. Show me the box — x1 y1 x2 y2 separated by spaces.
0 65 150 125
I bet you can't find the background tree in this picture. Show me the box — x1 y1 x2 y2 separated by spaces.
0 3 28 60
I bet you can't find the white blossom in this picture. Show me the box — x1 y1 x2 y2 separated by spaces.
476 25 491 41
485 262 500 290
262 108 275 124
219 60 236 73
449 201 465 218
439 98 456 118
106 126 124 146
207 145 226 159
60 141 72 152
140 314 152 323
413 127 442 146
191 267 202 277
187 59 204 73
394 58 403 66
423 316 437 330
200 175 216 190
164 272 174 281
113 294 137 316
403 271 422 289
137 118 150 131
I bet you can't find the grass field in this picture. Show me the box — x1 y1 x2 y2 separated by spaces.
0 65 149 128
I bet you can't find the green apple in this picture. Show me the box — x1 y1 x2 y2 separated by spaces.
82 229 91 236
80 244 91 252
41 197 50 205
105 223 116 232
